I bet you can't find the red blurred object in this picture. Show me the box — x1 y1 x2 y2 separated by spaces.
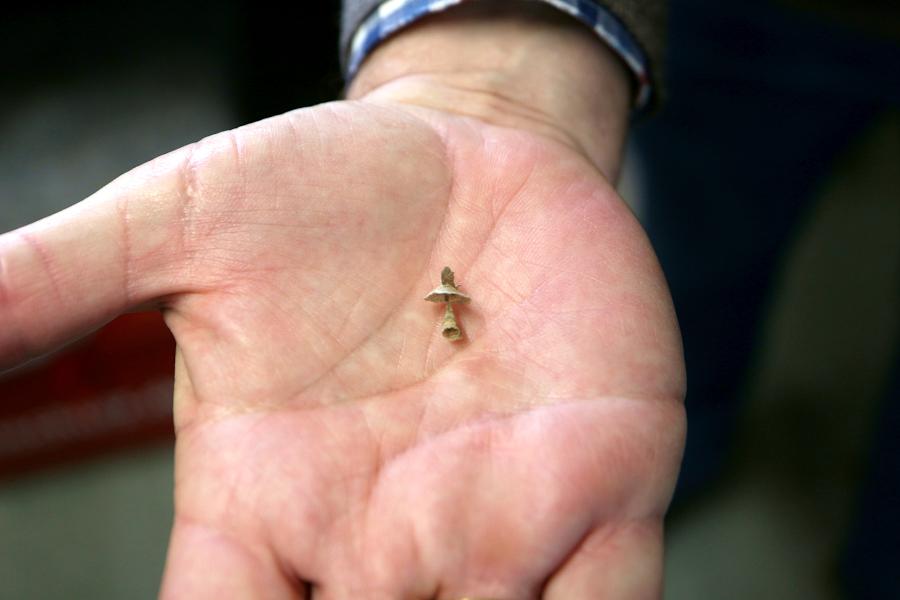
0 312 175 479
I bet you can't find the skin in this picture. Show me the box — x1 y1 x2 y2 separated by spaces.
0 4 685 599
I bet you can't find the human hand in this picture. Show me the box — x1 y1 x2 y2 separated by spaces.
0 5 685 599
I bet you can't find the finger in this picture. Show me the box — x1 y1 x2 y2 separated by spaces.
161 516 306 600
543 519 664 600
0 143 205 369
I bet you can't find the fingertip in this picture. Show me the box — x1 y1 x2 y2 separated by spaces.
161 517 306 600
543 519 664 600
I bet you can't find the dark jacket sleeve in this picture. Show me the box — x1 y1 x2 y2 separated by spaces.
339 0 667 96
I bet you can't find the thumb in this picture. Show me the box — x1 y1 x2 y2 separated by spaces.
0 140 219 370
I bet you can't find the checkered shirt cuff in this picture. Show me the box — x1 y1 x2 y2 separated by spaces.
346 0 652 110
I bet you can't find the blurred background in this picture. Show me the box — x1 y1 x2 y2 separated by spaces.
0 0 897 598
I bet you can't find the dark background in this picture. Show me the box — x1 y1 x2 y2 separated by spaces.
2 1 343 130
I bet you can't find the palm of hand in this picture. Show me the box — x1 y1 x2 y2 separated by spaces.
4 101 685 598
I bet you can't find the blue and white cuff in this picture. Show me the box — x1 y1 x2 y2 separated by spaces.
346 0 652 110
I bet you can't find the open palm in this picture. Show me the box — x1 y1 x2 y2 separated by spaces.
1 100 685 599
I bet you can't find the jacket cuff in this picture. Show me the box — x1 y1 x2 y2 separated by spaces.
344 0 652 111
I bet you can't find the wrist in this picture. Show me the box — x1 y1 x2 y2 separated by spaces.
346 2 631 180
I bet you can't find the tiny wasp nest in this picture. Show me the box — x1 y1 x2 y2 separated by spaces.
424 266 471 341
